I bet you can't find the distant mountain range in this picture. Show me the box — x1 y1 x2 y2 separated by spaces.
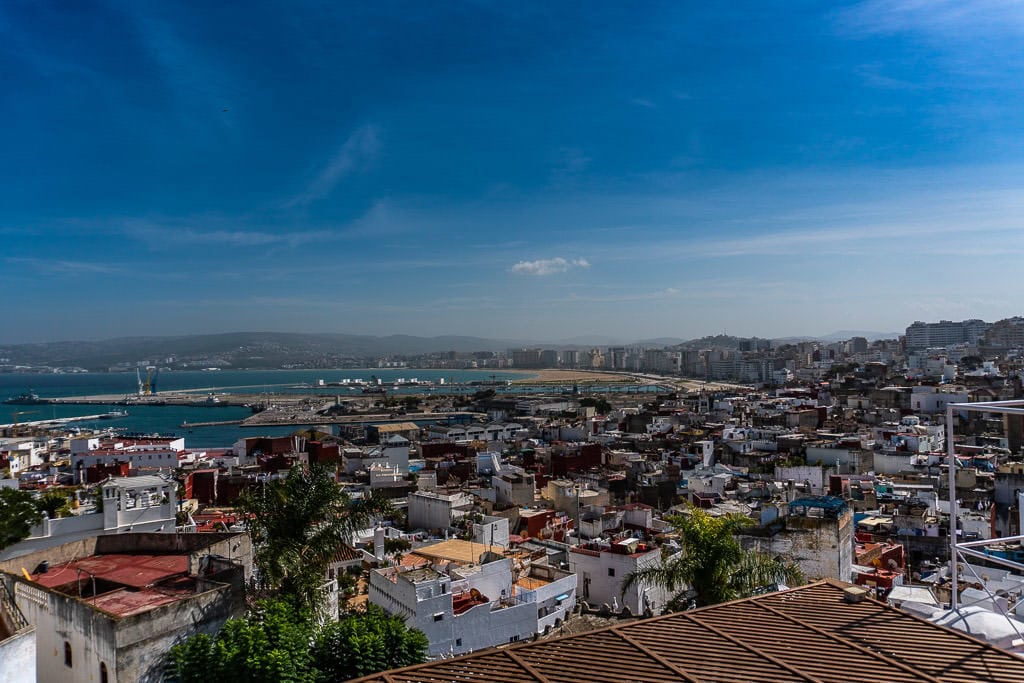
0 328 902 371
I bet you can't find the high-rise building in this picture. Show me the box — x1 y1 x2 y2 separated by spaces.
904 319 989 349
510 349 543 368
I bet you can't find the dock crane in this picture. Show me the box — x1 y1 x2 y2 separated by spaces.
136 366 160 396
8 410 39 437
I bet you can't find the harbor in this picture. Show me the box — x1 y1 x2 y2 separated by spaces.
0 368 679 446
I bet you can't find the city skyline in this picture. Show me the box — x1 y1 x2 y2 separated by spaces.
4 1 1024 343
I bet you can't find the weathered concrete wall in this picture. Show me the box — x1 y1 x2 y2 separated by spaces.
5 576 118 683
0 626 36 683
1 570 244 683
740 510 853 583
0 536 99 569
115 583 243 683
97 532 253 582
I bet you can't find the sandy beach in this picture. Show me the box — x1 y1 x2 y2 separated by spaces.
508 369 640 384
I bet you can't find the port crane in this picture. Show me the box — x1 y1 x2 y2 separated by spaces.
136 367 160 396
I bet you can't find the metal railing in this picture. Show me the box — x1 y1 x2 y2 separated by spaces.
946 399 1024 643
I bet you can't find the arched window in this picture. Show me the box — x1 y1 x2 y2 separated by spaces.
64 641 72 667
100 662 108 683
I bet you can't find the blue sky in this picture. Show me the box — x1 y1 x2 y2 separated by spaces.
3 1 1024 343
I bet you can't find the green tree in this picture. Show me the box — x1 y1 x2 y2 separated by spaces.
239 463 394 610
579 396 611 414
312 605 428 681
168 599 316 683
0 487 42 550
383 536 411 558
623 507 802 609
36 490 72 519
168 601 427 683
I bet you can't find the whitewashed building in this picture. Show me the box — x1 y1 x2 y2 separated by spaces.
369 541 576 657
568 538 669 615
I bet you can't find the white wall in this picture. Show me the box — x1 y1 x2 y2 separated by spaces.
471 517 510 548
774 466 825 495
407 492 472 531
569 547 667 614
0 620 34 683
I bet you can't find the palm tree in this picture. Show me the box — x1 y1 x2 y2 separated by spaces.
239 463 394 611
623 507 802 609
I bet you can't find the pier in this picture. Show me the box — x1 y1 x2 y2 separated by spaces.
0 414 113 430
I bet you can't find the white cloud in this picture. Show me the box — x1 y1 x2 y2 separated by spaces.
121 220 335 248
510 257 590 276
836 0 1024 39
286 124 380 207
5 257 119 275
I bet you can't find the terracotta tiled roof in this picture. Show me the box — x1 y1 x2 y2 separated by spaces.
351 580 1024 683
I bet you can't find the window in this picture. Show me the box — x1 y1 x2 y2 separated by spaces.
64 642 72 667
607 568 615 577
455 638 462 647
433 613 443 622
100 662 108 683
441 583 447 594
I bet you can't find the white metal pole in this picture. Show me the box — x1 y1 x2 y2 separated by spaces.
947 404 958 610
1018 490 1024 541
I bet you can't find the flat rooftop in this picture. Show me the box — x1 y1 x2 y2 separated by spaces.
411 540 501 565
26 552 205 618
32 554 188 590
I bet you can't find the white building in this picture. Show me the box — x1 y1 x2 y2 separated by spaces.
0 586 34 683
0 532 249 683
568 538 669 614
493 469 536 507
0 476 177 562
0 438 49 475
369 540 576 657
407 490 474 532
70 437 185 477
909 387 970 415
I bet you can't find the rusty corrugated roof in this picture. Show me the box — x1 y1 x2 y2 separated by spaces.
350 580 1024 683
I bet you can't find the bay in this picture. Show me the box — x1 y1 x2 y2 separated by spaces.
1 369 663 448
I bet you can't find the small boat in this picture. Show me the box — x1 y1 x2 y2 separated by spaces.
99 410 129 419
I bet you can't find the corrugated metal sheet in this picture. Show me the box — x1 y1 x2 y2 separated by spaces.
352 580 1024 683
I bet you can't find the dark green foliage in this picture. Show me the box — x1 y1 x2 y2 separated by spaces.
579 396 611 413
169 599 316 683
383 537 411 557
35 490 72 519
169 465 421 682
169 602 427 683
313 605 429 681
238 463 393 612
0 487 42 549
623 507 803 608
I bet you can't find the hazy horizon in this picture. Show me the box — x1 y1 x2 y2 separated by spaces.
4 2 1023 344
0 326 908 348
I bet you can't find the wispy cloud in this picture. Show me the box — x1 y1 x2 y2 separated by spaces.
837 0 1024 38
286 124 380 207
511 257 591 276
550 147 592 187
5 257 119 275
566 287 680 304
122 220 335 248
